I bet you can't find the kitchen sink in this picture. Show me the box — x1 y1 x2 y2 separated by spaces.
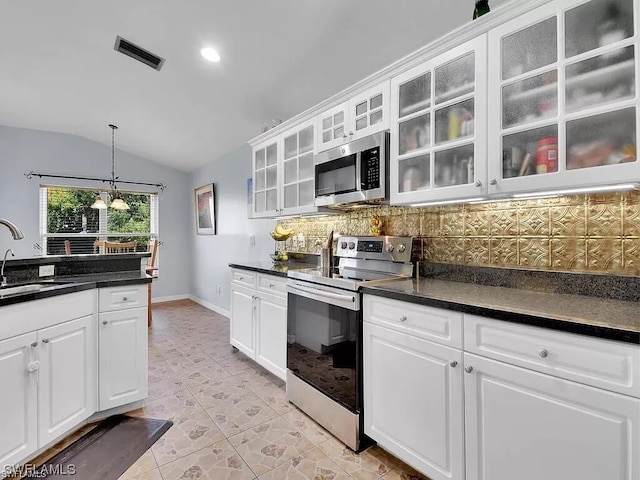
0 282 72 298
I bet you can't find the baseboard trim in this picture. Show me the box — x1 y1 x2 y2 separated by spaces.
152 294 190 304
189 295 230 318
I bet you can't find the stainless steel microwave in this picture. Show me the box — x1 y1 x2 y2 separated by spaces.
314 131 389 207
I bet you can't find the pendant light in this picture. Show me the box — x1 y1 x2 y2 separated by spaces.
91 124 129 210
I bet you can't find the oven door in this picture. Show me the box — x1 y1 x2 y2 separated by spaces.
286 280 361 413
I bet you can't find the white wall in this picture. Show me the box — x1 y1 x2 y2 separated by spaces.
189 144 274 314
0 125 191 300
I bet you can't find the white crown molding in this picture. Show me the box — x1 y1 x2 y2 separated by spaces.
249 0 552 147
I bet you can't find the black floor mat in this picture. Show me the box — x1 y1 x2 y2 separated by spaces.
30 415 172 480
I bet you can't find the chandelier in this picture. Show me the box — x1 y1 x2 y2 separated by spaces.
91 124 130 210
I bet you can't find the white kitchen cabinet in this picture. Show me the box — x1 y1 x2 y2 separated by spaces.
363 298 464 480
38 315 95 446
98 307 148 410
97 285 148 411
252 138 280 218
390 36 488 205
230 269 286 380
316 80 390 152
281 119 319 216
0 332 38 469
464 352 640 480
487 0 639 196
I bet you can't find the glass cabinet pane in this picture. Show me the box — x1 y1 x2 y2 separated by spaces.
284 159 297 184
266 189 277 211
370 94 383 110
266 166 277 188
566 46 635 113
255 170 265 191
299 153 314 180
299 126 314 153
502 16 557 81
284 134 297 160
370 110 383 126
334 125 344 139
334 111 344 125
435 99 475 144
399 72 431 118
255 149 265 170
434 144 475 187
356 101 367 117
502 125 558 178
284 185 297 209
322 116 332 130
435 52 475 104
323 131 331 143
356 116 368 131
398 154 430 193
266 144 277 166
567 107 636 170
502 70 558 128
255 192 266 212
565 0 633 59
399 113 430 156
299 180 314 206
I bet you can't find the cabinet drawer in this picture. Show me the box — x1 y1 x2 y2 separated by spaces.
256 273 287 296
363 294 463 349
465 315 640 398
231 269 256 289
99 285 147 313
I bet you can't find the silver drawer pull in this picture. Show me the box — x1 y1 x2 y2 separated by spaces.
42 338 49 344
464 365 473 373
269 284 275 288
30 342 38 348
400 315 407 322
450 361 458 368
103 321 108 325
122 296 128 301
239 277 244 281
538 348 549 358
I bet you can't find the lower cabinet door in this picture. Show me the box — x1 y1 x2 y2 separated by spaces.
464 352 640 480
0 332 38 469
363 322 464 480
230 284 256 358
255 291 286 380
38 315 96 447
99 307 148 411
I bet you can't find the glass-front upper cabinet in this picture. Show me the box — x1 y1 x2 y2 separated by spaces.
252 139 279 218
488 0 639 195
281 119 318 216
316 80 390 153
390 36 488 205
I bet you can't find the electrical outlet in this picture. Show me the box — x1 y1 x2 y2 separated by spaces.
39 265 55 277
216 285 221 294
249 235 256 246
297 232 305 248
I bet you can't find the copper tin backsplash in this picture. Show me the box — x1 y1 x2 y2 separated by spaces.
278 191 640 276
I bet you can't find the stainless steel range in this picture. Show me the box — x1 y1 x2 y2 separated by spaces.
286 236 413 451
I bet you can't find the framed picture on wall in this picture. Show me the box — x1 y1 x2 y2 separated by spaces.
194 183 216 235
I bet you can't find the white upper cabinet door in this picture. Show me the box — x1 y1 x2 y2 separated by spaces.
37 315 95 447
0 332 38 469
347 80 391 139
252 138 281 218
390 35 488 205
316 101 350 152
488 0 639 196
464 352 640 480
281 118 318 216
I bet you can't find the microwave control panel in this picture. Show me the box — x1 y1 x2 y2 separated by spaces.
361 146 380 190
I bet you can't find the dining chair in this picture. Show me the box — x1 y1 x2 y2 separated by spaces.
104 240 138 253
145 239 159 326
64 240 71 255
93 240 105 254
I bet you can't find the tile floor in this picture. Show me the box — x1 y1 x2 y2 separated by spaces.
32 300 429 480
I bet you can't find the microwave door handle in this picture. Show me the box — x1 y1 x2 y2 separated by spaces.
355 151 362 191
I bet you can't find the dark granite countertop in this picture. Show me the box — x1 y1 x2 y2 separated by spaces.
362 278 640 344
229 261 316 278
0 271 151 307
5 252 150 267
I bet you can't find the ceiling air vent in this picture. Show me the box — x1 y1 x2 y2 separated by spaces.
114 36 165 71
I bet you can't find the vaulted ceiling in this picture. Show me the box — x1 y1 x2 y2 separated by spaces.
0 0 507 171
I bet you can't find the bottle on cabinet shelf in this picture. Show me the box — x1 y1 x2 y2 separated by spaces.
473 0 490 19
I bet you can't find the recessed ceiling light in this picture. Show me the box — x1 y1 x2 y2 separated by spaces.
200 47 220 63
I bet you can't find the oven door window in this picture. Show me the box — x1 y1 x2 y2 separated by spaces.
287 292 359 412
315 153 357 197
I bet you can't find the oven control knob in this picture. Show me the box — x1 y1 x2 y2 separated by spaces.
386 244 394 253
340 242 348 250
397 244 406 253
348 242 356 250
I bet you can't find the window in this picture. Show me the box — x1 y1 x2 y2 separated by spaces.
39 186 159 255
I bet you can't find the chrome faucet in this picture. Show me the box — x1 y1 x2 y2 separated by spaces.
1 249 15 288
0 218 24 240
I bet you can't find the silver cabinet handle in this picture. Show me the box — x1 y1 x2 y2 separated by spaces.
489 179 497 185
400 315 407 322
42 338 49 344
103 321 108 325
30 342 38 348
464 365 473 373
122 296 128 301
538 348 549 358
269 284 275 288
239 277 244 281
450 361 458 368
475 180 482 187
